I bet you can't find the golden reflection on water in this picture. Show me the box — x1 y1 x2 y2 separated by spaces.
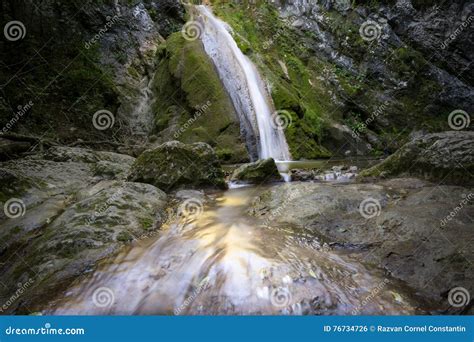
45 186 419 315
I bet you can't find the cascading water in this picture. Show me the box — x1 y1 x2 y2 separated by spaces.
128 73 156 139
195 5 291 163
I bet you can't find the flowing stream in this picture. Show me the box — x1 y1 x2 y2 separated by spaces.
45 185 418 315
42 7 420 315
196 5 291 162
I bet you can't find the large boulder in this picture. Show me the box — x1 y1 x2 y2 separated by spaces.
231 158 282 183
248 180 474 310
0 145 168 314
0 181 167 314
359 131 474 185
128 141 226 191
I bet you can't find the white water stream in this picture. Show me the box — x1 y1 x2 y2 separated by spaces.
196 5 291 162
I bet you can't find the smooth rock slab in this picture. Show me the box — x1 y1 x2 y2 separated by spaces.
248 179 474 310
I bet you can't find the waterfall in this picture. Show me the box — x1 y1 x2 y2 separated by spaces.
128 73 156 139
195 5 291 162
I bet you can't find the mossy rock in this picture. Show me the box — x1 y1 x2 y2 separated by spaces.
151 33 248 163
128 141 227 191
231 158 282 183
359 131 474 185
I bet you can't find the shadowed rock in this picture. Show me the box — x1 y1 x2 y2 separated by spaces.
128 141 226 191
360 131 474 185
231 158 282 184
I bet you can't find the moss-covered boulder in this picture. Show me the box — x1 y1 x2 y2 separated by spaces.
128 141 226 191
151 33 249 163
231 158 282 183
359 131 474 185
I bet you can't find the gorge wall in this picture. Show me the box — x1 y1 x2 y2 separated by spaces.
1 0 472 161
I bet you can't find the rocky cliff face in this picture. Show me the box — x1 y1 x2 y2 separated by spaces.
275 0 473 150
211 0 472 157
0 0 184 147
2 0 472 160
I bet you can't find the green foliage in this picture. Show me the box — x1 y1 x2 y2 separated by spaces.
211 1 337 159
151 34 249 163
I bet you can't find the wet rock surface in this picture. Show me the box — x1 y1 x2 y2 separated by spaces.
248 179 474 311
0 147 167 314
